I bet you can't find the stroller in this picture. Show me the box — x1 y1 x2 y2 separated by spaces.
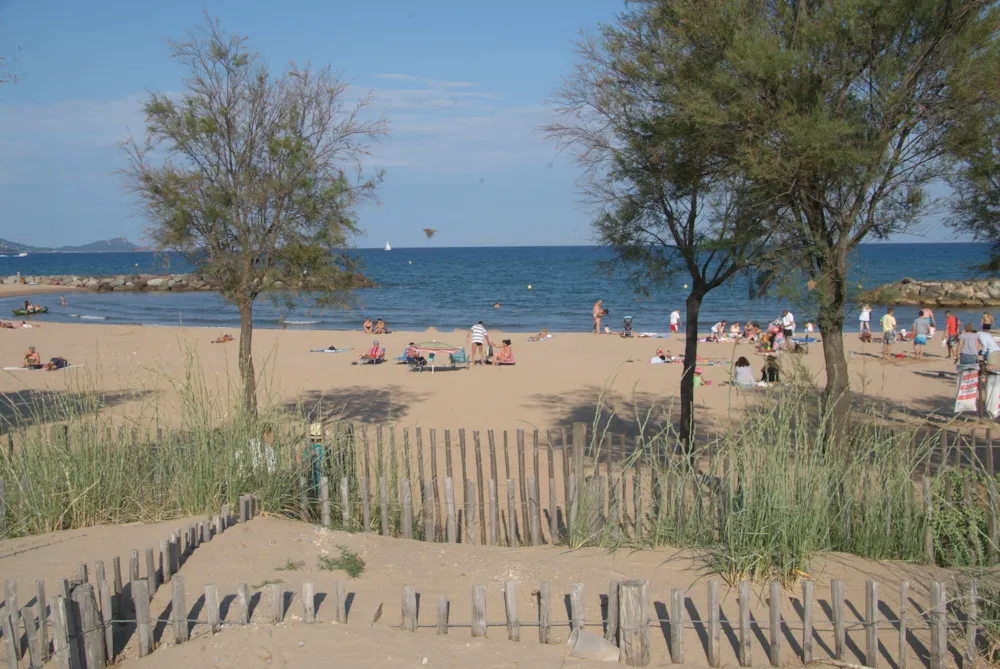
621 316 634 338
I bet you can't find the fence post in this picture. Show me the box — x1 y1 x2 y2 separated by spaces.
237 584 249 625
401 585 417 631
967 580 978 666
205 585 221 633
35 581 48 664
340 477 351 528
930 582 946 669
504 581 520 641
708 579 720 668
2 608 18 669
738 580 751 667
506 480 518 546
570 582 585 632
618 579 650 667
801 580 814 665
472 584 486 638
605 580 620 643
400 479 414 539
50 595 71 669
866 581 879 669
465 479 478 545
488 480 498 546
320 477 330 528
379 477 390 537
422 479 435 541
171 575 188 644
336 581 347 624
360 477 371 533
444 478 457 543
832 579 845 660
899 581 908 669
571 423 586 532
21 603 42 669
131 578 152 657
436 595 449 635
922 476 935 564
268 582 284 624
73 583 106 669
527 477 541 546
96 568 113 662
670 588 685 664
302 583 315 624
539 582 552 644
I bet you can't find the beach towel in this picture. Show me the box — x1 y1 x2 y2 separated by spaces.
792 337 819 343
955 367 979 413
310 348 352 353
527 335 553 341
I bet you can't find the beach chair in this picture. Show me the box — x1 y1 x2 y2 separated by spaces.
450 348 471 369
408 352 433 372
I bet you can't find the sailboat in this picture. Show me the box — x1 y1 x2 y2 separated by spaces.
384 242 391 251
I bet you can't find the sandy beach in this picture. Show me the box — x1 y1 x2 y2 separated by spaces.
0 320 966 433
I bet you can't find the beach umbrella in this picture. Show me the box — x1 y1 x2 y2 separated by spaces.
415 341 460 351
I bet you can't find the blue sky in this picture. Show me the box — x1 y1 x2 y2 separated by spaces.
0 0 962 248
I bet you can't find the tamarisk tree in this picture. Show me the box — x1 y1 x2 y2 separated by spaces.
124 17 387 415
547 7 777 447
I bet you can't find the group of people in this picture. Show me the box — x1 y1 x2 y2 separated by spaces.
872 306 1000 364
21 299 43 313
467 320 514 365
0 320 36 329
362 317 391 335
20 345 69 370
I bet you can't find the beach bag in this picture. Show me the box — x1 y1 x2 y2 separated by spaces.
955 368 979 413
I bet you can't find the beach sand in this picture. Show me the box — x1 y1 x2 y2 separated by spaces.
0 515 950 669
0 321 965 433
0 284 79 299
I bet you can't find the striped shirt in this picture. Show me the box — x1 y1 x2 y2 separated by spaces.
470 323 488 344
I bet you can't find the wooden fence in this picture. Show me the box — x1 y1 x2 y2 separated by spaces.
0 495 255 669
297 422 1000 565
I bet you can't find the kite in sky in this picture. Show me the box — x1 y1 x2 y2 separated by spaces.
422 228 438 239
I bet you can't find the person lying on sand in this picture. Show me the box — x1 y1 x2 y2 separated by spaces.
211 334 234 344
359 340 385 362
20 321 40 329
0 320 13 329
363 317 373 334
493 339 514 366
23 346 41 369
529 328 550 341
42 357 69 371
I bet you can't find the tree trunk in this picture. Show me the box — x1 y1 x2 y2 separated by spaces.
678 291 704 453
237 300 258 418
816 259 850 444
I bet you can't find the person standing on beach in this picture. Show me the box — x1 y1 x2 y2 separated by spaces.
780 309 795 350
945 311 960 360
593 300 604 334
923 307 937 337
859 304 871 333
881 308 897 360
912 310 931 359
670 308 681 333
983 312 995 332
468 320 492 365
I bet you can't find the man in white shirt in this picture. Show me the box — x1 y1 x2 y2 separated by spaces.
780 310 795 336
710 321 727 338
467 320 492 365
978 330 1000 355
669 309 681 332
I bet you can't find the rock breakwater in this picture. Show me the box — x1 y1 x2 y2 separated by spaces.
862 277 1000 307
2 272 378 291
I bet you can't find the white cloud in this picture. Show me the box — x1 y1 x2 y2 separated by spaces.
0 74 559 184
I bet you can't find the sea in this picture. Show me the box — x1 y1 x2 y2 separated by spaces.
0 244 992 333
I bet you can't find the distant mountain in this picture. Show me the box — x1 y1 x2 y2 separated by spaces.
0 237 140 253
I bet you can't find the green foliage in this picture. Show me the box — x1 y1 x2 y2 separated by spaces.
950 112 1000 273
122 14 387 414
318 545 366 579
275 559 305 571
930 469 990 568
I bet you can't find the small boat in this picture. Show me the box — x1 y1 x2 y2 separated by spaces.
384 242 391 251
16 252 27 257
11 306 48 316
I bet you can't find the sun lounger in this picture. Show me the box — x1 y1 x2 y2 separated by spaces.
449 349 471 368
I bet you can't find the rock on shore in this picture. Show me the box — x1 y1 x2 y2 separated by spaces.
1 272 378 291
862 277 1000 307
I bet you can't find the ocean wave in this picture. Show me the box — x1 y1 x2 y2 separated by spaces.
284 319 321 325
71 314 109 321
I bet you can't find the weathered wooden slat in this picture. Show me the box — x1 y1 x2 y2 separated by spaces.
474 431 486 545
738 580 751 667
132 580 153 656
320 476 331 528
401 585 417 631
360 477 371 533
539 581 552 644
802 580 814 665
708 579 721 668
336 581 347 624
237 583 250 625
401 478 414 539
930 582 946 669
570 582 585 632
296 582 312 625
74 583 106 668
436 595 448 635
444 477 457 543
527 477 541 546
898 581 908 669
866 581 879 669
670 588 685 664
605 580 620 643
205 584 221 633
35 581 48 663
506 480 517 547
472 584 486 638
832 578 845 660
172 575 189 644
50 595 71 669
465 479 477 545
619 580 650 667
504 581 520 641
379 477 390 537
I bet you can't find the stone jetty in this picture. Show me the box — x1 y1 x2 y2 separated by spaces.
2 272 378 291
862 277 1000 307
